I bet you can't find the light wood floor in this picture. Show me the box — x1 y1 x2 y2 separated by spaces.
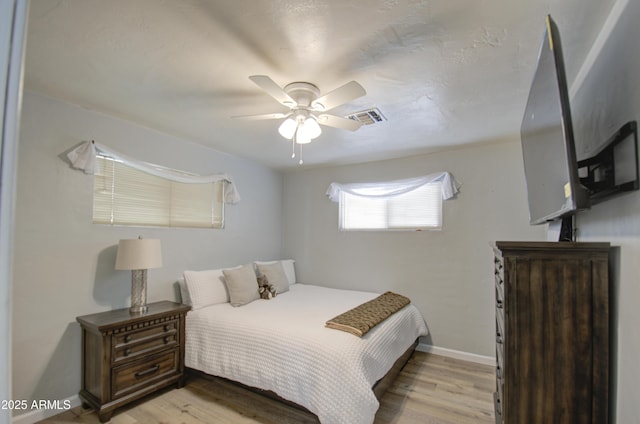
39 352 495 424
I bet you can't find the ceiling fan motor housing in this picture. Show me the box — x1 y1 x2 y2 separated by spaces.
283 82 321 108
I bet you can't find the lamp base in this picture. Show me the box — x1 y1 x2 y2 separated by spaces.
130 269 148 315
129 305 148 314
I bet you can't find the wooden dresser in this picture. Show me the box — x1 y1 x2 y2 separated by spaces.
76 301 191 423
493 242 610 424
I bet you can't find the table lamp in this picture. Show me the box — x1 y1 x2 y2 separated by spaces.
115 237 162 314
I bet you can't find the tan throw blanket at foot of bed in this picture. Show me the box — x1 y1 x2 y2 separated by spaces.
325 291 411 337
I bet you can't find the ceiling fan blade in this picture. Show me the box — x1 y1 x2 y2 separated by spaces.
231 112 291 120
249 75 296 106
316 114 363 131
311 81 366 112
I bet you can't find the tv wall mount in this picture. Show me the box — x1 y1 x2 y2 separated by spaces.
578 120 639 203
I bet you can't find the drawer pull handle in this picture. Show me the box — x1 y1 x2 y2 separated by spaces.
124 348 131 357
135 365 160 379
164 325 170 332
124 335 131 343
164 336 170 344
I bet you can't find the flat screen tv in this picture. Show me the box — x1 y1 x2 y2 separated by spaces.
520 15 590 225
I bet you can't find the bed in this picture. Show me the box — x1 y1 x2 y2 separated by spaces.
180 260 428 424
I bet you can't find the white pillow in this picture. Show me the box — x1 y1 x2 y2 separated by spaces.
254 259 296 285
177 277 191 306
183 269 230 309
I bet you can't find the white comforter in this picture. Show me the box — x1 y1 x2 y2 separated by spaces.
185 284 428 424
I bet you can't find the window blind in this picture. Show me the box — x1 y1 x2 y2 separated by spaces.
93 156 224 228
339 182 443 230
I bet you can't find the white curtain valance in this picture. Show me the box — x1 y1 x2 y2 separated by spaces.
326 172 460 202
67 141 241 203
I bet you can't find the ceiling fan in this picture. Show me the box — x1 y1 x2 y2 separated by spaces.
233 75 367 164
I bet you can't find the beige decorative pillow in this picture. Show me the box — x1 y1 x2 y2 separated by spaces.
223 264 260 307
256 261 289 294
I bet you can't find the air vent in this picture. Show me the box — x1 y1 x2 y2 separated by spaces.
346 107 387 125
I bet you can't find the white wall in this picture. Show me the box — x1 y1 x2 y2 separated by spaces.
569 0 640 422
11 91 283 416
282 140 546 357
1 1 28 423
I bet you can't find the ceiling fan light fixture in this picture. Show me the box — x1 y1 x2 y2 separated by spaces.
294 118 321 144
303 117 322 139
239 75 367 165
295 125 312 144
278 117 297 139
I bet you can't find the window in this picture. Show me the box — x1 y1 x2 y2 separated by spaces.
339 181 443 230
327 172 459 231
93 155 225 228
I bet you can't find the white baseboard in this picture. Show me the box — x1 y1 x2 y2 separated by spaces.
11 394 82 424
417 343 496 366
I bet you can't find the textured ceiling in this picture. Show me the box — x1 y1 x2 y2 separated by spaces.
24 0 616 170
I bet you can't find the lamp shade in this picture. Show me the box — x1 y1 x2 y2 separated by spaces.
278 117 297 139
115 238 162 270
303 117 322 139
295 126 312 144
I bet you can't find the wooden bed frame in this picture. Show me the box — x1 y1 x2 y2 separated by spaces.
186 338 419 416
372 338 418 399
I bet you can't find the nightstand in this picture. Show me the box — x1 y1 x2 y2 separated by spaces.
76 301 191 423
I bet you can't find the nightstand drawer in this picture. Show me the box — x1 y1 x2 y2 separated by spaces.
112 350 179 400
112 320 178 364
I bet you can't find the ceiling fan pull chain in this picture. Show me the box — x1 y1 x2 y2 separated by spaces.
291 137 296 159
299 144 304 165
